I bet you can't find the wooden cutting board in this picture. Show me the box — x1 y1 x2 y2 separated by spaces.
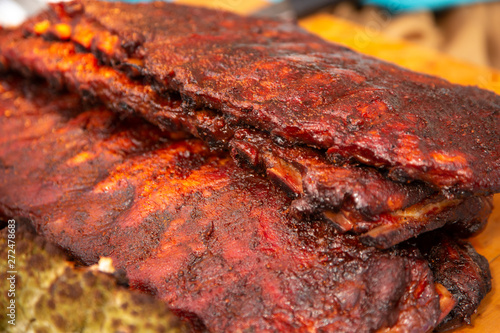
178 1 500 330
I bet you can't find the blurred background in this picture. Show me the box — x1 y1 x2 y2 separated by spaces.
0 0 499 69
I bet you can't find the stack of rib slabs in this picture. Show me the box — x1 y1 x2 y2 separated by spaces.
0 1 498 332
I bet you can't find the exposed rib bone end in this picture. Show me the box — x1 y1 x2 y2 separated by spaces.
435 283 457 325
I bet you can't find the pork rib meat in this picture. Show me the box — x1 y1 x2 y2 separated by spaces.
24 0 500 196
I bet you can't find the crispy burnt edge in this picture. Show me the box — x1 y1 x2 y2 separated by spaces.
358 195 492 249
416 233 492 332
380 232 492 332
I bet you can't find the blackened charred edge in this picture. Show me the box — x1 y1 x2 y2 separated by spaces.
417 233 492 331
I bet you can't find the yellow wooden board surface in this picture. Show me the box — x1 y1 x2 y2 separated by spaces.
176 1 500 331
176 0 268 15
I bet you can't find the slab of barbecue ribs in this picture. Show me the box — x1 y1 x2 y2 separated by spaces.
0 75 492 332
0 1 497 247
22 0 498 196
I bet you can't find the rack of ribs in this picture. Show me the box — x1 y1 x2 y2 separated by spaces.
0 75 491 332
0 2 496 246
